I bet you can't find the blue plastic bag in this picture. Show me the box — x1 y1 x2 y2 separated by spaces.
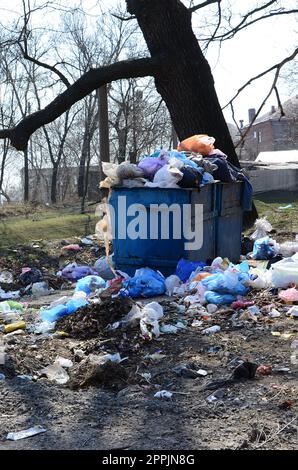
75 275 106 295
201 271 249 296
121 267 166 298
41 297 88 323
252 236 275 260
175 259 207 283
204 291 236 305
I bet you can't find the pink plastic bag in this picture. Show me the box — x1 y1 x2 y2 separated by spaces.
278 287 298 303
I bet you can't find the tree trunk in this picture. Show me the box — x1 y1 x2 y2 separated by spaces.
51 164 58 204
78 130 89 198
126 0 238 165
126 0 257 225
23 148 29 202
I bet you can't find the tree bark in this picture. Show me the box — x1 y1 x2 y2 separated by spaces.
51 164 58 204
126 0 239 166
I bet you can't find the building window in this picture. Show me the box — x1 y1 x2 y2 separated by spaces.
258 131 262 143
253 131 257 139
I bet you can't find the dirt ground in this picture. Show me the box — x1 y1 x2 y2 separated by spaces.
0 290 297 450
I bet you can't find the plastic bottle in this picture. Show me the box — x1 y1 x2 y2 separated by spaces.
290 340 298 365
0 321 26 334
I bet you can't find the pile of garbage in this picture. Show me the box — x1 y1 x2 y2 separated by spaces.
99 134 252 210
1 215 298 348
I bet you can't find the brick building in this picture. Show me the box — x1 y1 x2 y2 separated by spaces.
240 95 298 161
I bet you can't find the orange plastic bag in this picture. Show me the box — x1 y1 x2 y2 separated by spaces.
177 134 215 155
193 272 212 282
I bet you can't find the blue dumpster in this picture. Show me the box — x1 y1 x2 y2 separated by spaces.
109 182 243 276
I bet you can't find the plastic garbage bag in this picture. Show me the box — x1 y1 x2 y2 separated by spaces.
201 269 249 296
101 162 121 187
121 268 166 298
168 151 200 169
251 236 276 260
251 218 272 240
245 268 272 290
94 256 115 280
165 275 181 296
175 259 207 283
145 164 183 188
278 287 298 303
75 275 106 295
31 282 51 297
19 267 43 286
271 255 298 288
41 296 88 323
201 172 215 185
0 288 20 300
138 156 168 179
140 301 164 339
177 166 203 188
116 162 144 179
60 263 98 281
177 134 215 155
278 240 298 258
204 291 236 305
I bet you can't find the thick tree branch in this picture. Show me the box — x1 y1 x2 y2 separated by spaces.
0 57 160 151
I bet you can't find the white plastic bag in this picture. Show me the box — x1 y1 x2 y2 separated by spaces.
145 165 183 188
165 275 181 296
251 218 272 240
271 256 298 288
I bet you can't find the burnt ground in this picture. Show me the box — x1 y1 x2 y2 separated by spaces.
0 291 297 450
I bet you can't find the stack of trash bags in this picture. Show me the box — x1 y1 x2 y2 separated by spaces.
99 134 252 210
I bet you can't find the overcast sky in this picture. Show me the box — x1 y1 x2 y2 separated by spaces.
0 0 297 127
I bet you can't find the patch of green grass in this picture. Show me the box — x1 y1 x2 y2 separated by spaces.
253 190 298 234
0 212 97 247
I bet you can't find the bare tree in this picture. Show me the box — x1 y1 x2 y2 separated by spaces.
0 0 297 223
